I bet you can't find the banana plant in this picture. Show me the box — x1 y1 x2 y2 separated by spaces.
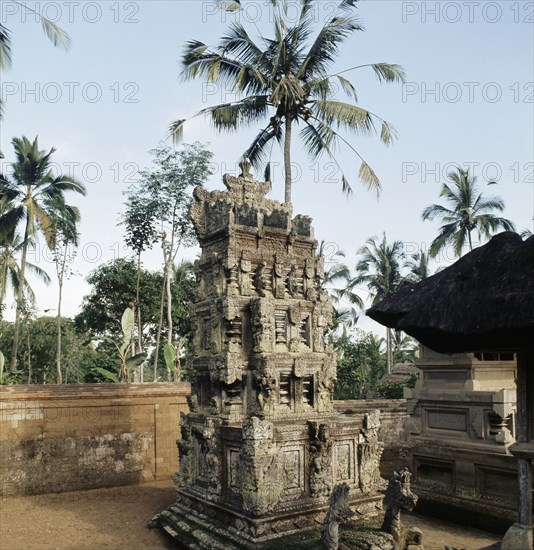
95 336 146 383
163 336 186 382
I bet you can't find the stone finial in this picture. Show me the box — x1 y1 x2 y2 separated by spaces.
239 158 253 178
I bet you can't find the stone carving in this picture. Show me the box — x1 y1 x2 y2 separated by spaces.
317 355 336 412
253 260 268 297
250 298 275 353
239 252 253 295
321 483 355 550
173 412 193 487
287 263 299 297
309 421 333 497
253 357 277 416
200 418 222 495
240 417 281 515
272 254 286 298
382 469 423 550
358 410 384 493
152 169 384 547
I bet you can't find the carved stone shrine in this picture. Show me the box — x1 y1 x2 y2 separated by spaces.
404 346 518 530
151 166 384 548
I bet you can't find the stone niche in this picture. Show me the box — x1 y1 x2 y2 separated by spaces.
404 346 521 530
152 167 384 548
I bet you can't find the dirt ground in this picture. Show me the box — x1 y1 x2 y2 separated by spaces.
0 480 503 550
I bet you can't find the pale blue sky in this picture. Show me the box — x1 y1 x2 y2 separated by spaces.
1 0 533 333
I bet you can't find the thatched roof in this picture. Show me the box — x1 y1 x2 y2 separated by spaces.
381 363 419 384
367 232 534 353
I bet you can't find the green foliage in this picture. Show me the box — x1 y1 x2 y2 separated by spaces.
0 317 97 384
75 258 195 347
333 331 386 400
0 136 86 372
174 0 404 203
422 167 515 258
163 343 177 373
133 142 214 251
377 372 419 399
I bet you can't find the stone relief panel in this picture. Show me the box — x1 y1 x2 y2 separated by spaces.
335 441 353 483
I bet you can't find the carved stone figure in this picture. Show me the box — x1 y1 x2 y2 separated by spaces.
250 298 275 353
287 263 299 297
272 254 286 298
309 422 333 497
381 469 423 550
254 260 267 296
239 253 253 295
321 483 355 550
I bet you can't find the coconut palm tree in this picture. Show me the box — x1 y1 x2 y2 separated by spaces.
171 0 405 204
0 136 86 372
0 235 51 312
405 251 430 283
391 330 418 364
422 168 515 258
317 241 363 331
346 233 405 372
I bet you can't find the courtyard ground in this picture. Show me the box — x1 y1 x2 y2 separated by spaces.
0 480 502 550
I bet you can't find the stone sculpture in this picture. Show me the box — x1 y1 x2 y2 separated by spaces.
150 166 384 547
382 468 423 550
321 483 355 550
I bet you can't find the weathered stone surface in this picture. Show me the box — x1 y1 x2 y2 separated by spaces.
404 346 519 530
152 170 384 546
0 383 190 495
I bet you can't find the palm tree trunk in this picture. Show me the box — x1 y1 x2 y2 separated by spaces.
10 216 30 372
467 230 473 251
26 323 31 383
386 327 393 374
284 117 293 205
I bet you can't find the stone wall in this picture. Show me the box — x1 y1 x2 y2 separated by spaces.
0 383 190 496
334 399 409 476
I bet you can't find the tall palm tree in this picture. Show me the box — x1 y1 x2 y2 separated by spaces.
0 235 51 312
317 241 363 331
347 233 404 372
391 330 418 364
405 251 430 283
0 136 86 372
422 168 515 258
171 0 405 204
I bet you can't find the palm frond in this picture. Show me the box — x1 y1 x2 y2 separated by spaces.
299 14 362 78
0 23 12 70
168 119 186 144
371 63 405 83
197 95 270 131
245 122 283 167
337 75 358 101
358 161 380 192
422 203 454 221
380 121 397 146
312 100 375 135
40 17 71 50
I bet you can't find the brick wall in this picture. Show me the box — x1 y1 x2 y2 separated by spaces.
0 383 190 496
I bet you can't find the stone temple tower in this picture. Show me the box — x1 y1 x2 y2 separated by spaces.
151 165 384 548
